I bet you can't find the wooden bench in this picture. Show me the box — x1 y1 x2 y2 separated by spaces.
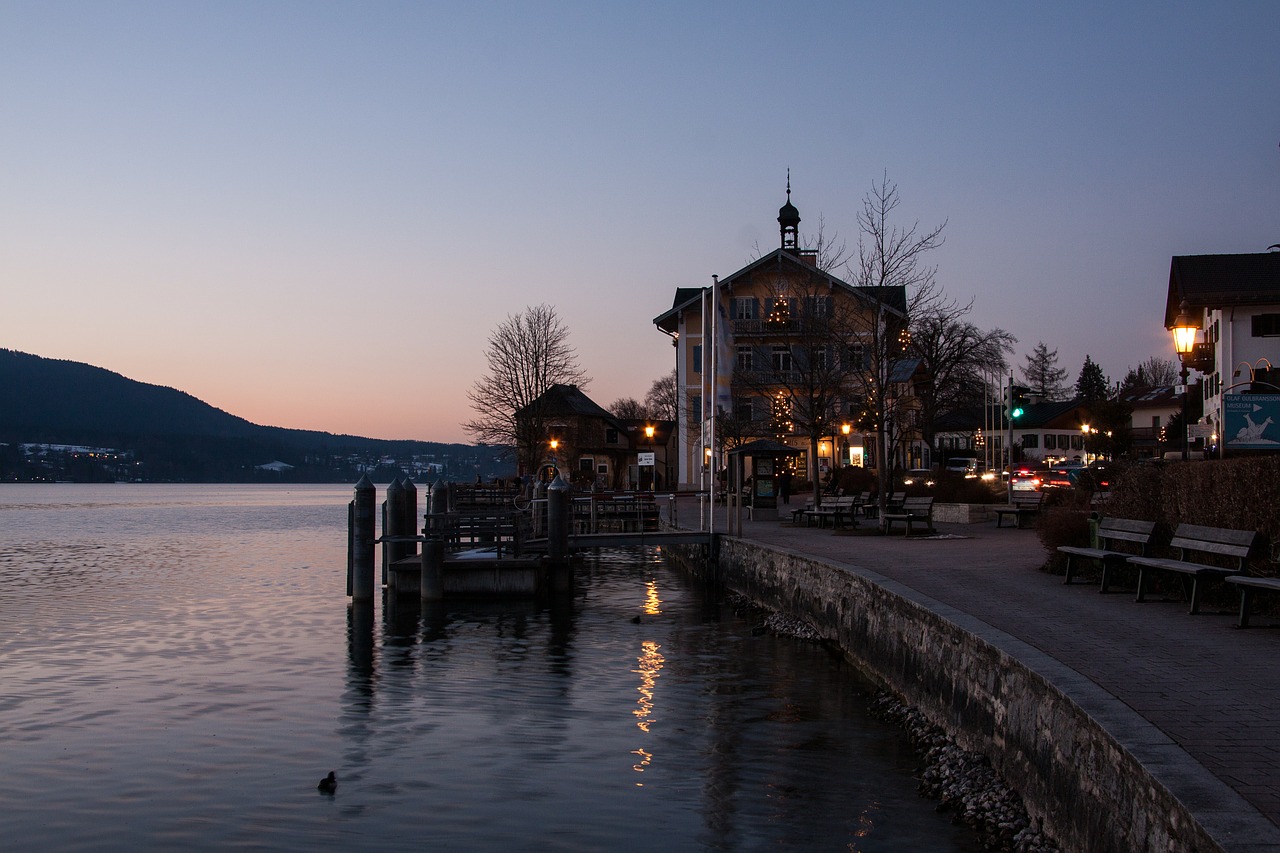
1225 574 1280 628
883 496 935 536
1057 517 1156 591
994 491 1043 528
864 492 904 519
1127 523 1261 614
803 495 857 529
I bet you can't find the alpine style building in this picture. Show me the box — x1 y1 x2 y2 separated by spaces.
653 182 924 492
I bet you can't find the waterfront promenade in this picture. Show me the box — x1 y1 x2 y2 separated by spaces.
673 497 1280 851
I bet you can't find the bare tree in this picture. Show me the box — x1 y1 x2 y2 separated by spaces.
461 304 590 475
609 397 647 419
643 370 677 421
908 308 1015 454
843 173 947 521
1121 356 1178 390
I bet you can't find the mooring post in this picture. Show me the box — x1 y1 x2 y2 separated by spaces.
402 478 418 558
532 480 547 538
547 475 571 563
351 475 377 601
421 538 444 602
385 478 404 583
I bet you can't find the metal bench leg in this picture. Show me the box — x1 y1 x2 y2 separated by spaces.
1063 554 1076 585
1238 587 1253 628
1188 577 1201 615
1135 568 1148 603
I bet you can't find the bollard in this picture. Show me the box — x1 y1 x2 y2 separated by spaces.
385 478 404 582
401 478 418 558
546 475 571 564
351 475 377 601
533 480 547 538
421 538 444 602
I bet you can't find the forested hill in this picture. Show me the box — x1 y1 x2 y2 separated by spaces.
0 348 501 482
1 348 266 440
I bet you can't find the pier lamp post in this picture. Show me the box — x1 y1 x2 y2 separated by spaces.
841 423 851 468
644 425 656 491
1170 301 1201 461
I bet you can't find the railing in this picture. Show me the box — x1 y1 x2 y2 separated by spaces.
571 494 663 535
424 509 530 557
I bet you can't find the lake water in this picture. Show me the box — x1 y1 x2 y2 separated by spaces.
0 484 981 851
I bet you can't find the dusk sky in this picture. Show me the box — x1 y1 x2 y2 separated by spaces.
4 2 1277 444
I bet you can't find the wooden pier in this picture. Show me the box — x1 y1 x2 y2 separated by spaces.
347 477 709 601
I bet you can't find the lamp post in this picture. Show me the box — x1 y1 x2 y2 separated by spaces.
841 422 851 468
644 425 656 491
1170 301 1201 461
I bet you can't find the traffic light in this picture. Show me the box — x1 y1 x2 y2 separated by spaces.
1010 386 1029 420
1004 384 1029 421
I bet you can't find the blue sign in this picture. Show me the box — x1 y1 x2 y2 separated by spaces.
1223 394 1280 450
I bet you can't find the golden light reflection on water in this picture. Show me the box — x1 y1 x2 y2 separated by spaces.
631 581 666 786
643 578 662 615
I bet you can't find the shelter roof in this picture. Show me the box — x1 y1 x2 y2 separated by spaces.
726 438 806 457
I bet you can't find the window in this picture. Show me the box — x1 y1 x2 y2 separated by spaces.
734 396 754 422
1022 434 1039 449
1044 434 1057 450
737 345 753 370
579 457 594 474
811 345 828 369
847 344 869 370
733 297 757 320
606 428 618 444
1152 415 1160 429
1252 314 1280 337
805 296 832 317
771 346 792 372
689 395 701 424
692 345 702 374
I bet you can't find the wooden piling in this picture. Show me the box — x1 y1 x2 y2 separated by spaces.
421 538 444 602
350 475 377 601
547 475 570 564
402 478 418 557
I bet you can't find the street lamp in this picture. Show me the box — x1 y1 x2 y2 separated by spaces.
644 425 656 491
841 423 851 468
1169 300 1201 461
1080 424 1091 464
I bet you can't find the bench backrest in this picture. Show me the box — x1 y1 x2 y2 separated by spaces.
1012 491 1043 507
1097 517 1156 547
902 496 934 514
1170 523 1260 568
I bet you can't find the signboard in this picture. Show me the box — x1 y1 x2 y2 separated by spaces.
1222 394 1280 450
637 451 656 466
1188 424 1214 440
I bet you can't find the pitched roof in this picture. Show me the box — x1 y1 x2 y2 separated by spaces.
516 384 626 432
653 248 908 333
1166 252 1280 327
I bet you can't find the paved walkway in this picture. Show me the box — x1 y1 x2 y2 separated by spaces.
673 497 1280 852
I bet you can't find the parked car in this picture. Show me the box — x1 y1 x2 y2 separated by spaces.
1041 462 1086 491
1076 460 1118 492
901 468 935 487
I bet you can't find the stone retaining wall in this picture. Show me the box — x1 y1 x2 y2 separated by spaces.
933 502 996 524
672 538 1222 853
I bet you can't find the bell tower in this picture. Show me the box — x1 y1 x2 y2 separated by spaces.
778 169 800 251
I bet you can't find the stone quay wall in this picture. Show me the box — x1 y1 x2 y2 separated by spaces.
670 538 1219 853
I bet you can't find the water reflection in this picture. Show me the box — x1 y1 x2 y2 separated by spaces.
0 486 982 852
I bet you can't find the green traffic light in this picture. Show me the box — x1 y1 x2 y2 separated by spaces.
1011 405 1024 419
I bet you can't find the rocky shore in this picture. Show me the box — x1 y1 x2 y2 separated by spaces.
734 593 1060 853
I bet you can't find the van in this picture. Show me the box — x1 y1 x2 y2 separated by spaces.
945 457 977 476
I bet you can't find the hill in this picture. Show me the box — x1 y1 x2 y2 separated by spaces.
0 348 506 482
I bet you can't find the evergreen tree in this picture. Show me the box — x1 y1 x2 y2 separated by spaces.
1020 342 1068 400
1075 355 1110 401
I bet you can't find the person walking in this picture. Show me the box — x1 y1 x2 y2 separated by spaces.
778 465 791 505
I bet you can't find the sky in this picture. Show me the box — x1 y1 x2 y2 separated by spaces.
3 2 1277 444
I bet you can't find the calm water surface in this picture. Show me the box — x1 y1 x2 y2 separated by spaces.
0 484 979 851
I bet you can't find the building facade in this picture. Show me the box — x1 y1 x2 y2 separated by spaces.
652 188 917 490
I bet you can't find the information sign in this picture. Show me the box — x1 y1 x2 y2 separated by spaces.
637 452 656 466
1222 394 1280 450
